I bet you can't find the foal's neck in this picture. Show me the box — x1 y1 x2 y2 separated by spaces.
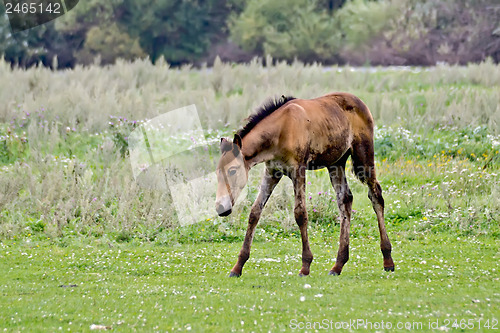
241 129 278 170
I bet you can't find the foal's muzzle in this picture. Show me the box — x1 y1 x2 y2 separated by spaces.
217 206 232 216
216 195 232 216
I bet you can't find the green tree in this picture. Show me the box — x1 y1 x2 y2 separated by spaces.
55 0 123 35
316 0 347 12
56 0 131 65
74 23 146 65
230 0 340 62
334 0 398 51
0 9 77 68
118 0 240 65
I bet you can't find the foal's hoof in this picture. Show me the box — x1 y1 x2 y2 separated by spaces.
328 270 340 276
384 266 395 272
228 272 241 278
298 272 308 277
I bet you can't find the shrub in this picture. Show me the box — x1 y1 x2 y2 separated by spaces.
335 0 500 65
230 0 340 62
75 24 146 65
118 0 240 65
334 0 398 51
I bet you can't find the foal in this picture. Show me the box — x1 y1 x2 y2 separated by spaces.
215 93 394 276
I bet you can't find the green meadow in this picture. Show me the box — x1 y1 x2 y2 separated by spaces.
1 235 498 331
0 58 499 331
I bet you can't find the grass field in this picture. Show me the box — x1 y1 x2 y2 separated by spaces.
0 58 499 331
1 235 499 332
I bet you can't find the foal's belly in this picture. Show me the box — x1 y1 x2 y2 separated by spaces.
306 147 350 170
305 129 352 169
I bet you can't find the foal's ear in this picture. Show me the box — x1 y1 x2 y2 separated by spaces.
233 134 242 149
220 138 230 153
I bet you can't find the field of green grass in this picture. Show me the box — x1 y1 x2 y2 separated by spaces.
1 235 498 331
0 58 499 331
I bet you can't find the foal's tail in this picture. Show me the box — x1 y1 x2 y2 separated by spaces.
350 137 376 184
351 153 368 184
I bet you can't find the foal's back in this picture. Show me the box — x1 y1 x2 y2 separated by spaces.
276 92 374 168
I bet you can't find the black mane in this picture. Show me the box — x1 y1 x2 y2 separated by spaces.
237 95 296 138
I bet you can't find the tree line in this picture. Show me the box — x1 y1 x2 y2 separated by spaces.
1 0 499 68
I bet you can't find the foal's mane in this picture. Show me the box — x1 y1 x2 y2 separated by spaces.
237 95 296 138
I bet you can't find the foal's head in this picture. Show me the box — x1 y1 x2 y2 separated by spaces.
215 134 248 216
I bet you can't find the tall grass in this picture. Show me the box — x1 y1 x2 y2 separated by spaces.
1 58 499 133
0 57 498 240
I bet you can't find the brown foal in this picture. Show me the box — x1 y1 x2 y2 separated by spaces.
215 93 394 277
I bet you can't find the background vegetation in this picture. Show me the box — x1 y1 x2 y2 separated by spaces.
0 58 498 240
0 55 498 331
1 0 500 67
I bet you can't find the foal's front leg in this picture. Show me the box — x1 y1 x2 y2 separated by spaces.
229 168 282 277
291 168 313 276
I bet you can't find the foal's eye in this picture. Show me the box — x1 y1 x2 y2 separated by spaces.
228 168 237 176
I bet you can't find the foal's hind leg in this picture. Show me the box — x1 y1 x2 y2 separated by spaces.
328 162 353 275
352 144 394 272
367 175 394 271
229 167 282 277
